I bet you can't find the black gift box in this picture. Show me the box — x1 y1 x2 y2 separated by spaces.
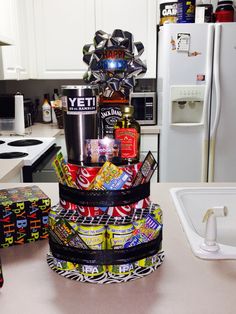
0 185 51 248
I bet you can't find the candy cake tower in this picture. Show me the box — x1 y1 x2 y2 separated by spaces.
47 30 164 284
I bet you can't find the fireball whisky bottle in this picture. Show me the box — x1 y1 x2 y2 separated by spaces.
114 105 140 164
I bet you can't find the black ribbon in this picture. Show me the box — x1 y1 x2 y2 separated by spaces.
59 182 150 207
49 230 162 265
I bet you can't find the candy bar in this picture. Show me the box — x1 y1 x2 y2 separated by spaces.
50 218 88 249
88 161 130 191
132 151 157 186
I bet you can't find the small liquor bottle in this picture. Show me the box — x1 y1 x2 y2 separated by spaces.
114 105 140 164
42 93 52 123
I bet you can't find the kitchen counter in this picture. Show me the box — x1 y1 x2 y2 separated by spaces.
0 122 62 138
0 182 236 314
0 159 24 182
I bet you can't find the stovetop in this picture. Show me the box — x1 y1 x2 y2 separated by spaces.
0 136 56 165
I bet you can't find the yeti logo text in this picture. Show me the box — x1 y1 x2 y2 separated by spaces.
68 96 96 112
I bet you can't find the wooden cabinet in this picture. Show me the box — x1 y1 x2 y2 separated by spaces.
33 0 96 79
0 0 30 80
95 0 157 78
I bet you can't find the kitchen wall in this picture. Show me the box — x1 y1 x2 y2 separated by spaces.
0 78 156 121
0 78 156 98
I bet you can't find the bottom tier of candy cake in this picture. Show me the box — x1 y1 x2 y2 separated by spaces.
47 183 164 284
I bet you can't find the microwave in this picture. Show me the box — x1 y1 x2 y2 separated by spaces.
130 92 157 125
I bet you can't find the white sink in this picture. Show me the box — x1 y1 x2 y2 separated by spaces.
170 187 236 259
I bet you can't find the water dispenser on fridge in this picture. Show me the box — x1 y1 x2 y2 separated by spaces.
170 85 205 125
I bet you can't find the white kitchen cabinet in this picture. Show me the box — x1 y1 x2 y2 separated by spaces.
32 0 157 79
5 169 23 183
140 133 159 182
0 0 30 80
33 0 96 79
95 0 157 78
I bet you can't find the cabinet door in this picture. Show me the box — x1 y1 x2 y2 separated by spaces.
33 0 96 79
140 134 159 182
0 0 30 80
95 0 157 78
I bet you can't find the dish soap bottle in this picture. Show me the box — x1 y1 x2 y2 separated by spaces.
42 93 52 123
114 105 140 164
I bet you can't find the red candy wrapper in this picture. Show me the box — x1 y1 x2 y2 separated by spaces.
106 197 150 217
122 162 142 189
67 163 79 182
76 166 100 190
77 206 104 217
106 205 133 217
60 199 77 210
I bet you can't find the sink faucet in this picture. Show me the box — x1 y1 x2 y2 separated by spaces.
200 206 228 252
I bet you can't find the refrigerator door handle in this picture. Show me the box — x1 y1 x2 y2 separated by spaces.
208 24 222 182
201 24 214 182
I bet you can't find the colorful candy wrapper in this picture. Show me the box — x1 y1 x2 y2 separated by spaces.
88 161 130 191
50 218 88 249
132 151 157 187
57 152 77 187
52 152 76 187
88 161 130 212
124 214 162 248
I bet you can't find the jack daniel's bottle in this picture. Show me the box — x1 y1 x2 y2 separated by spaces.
99 91 128 138
114 105 140 164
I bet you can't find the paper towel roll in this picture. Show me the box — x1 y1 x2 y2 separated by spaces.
14 93 25 135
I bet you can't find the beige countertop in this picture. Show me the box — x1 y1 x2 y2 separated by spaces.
0 159 24 182
0 122 62 138
0 182 236 314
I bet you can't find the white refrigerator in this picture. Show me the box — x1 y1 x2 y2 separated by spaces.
157 23 236 182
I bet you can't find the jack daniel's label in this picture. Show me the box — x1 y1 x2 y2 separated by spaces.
99 105 122 138
62 96 97 114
